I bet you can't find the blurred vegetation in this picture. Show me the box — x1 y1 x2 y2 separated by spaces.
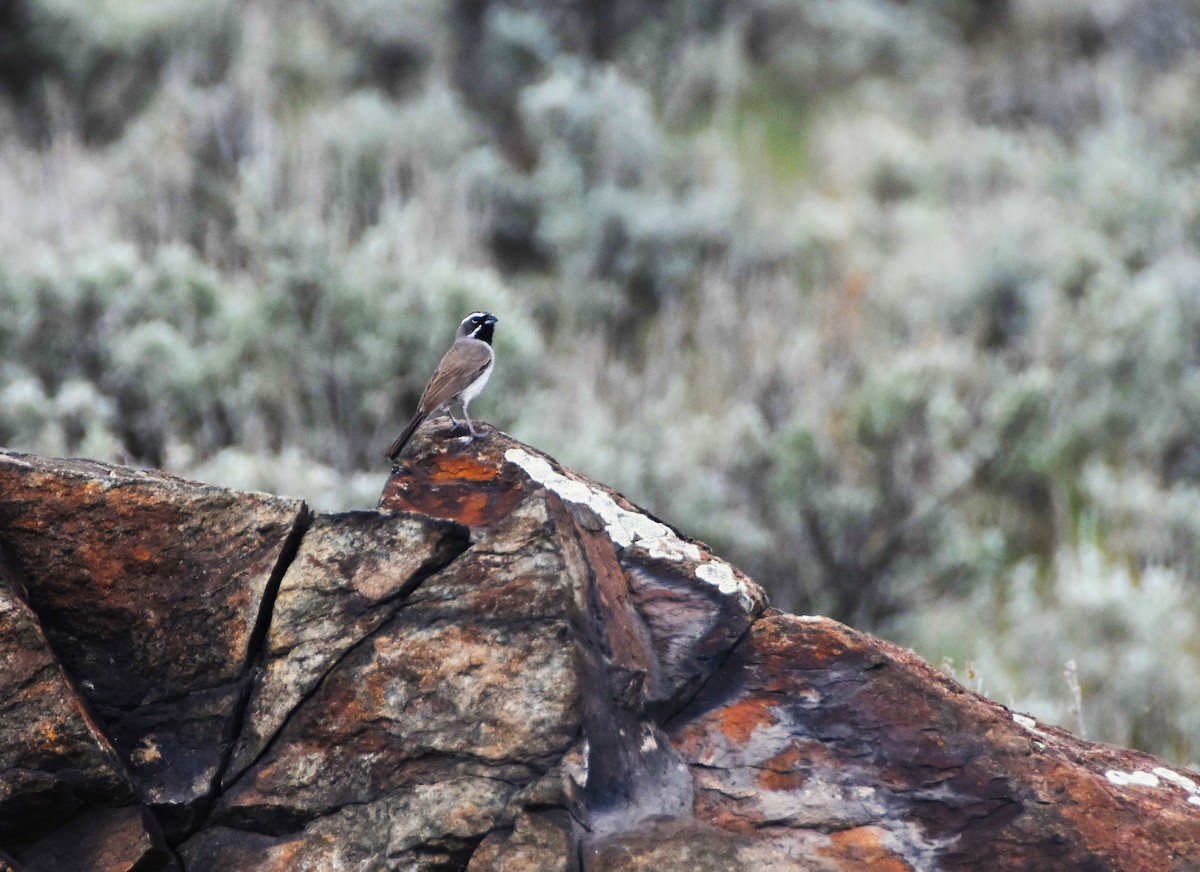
3 0 1200 767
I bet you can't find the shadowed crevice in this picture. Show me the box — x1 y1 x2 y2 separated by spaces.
243 504 317 684
165 502 313 846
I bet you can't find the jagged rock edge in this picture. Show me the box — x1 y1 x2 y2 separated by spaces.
538 478 772 743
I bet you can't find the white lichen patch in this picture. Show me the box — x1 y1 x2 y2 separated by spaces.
505 447 761 610
1153 767 1200 809
1105 767 1200 809
1105 769 1161 788
641 536 701 563
504 449 668 546
1011 712 1055 744
695 560 741 596
1153 766 1199 795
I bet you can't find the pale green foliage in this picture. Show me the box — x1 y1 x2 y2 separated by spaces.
908 536 1200 761
2 0 1200 765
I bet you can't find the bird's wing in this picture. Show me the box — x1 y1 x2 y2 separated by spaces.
418 340 493 413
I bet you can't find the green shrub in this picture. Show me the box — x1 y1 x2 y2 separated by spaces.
4 0 1200 766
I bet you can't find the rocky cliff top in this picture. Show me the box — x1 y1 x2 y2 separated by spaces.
0 422 1197 871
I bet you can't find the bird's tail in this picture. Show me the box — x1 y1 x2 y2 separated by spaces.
385 412 427 463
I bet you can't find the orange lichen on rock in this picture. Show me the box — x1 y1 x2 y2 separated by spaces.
441 491 492 527
377 424 530 529
755 744 808 792
823 826 914 872
429 454 500 482
716 696 778 745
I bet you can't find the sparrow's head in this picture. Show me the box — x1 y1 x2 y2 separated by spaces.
459 311 498 344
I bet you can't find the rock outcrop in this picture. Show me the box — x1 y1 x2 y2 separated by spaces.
0 422 1198 871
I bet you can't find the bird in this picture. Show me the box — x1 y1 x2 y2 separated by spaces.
385 311 498 462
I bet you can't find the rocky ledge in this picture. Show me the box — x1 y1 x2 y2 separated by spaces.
0 421 1197 871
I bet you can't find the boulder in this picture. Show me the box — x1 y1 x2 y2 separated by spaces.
0 426 1196 871
0 452 308 840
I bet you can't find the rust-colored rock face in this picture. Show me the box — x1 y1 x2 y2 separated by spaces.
0 558 133 845
1 428 1198 871
0 452 309 841
664 614 1200 870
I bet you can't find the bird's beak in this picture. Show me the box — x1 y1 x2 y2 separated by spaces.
486 314 498 324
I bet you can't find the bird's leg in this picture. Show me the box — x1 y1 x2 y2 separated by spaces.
462 399 479 438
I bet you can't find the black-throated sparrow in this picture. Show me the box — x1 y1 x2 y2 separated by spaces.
385 311 498 462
